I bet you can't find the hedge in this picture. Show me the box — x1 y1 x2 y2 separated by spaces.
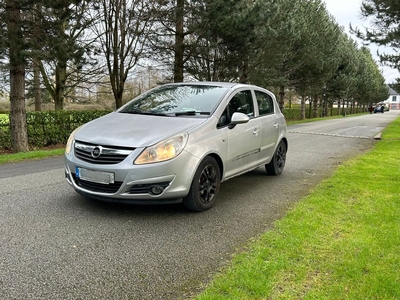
0 107 362 150
0 110 111 150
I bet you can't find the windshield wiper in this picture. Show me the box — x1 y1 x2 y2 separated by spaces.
174 111 197 116
175 111 211 116
120 108 142 114
120 109 170 116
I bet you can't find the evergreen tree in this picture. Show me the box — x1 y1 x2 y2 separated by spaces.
34 0 100 110
1 0 29 152
353 0 400 81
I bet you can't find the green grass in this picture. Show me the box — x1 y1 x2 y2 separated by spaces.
195 117 400 300
0 148 65 164
0 113 9 122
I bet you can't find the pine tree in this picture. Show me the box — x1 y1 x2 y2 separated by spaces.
2 0 29 152
34 0 100 110
354 0 400 80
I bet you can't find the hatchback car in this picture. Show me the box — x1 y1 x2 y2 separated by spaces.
65 82 288 211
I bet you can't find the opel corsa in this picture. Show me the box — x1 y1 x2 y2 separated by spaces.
65 82 288 211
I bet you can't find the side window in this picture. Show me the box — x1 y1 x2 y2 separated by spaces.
229 90 254 118
255 90 274 116
217 107 229 128
217 90 254 128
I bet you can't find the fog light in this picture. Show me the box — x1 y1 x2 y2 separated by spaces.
150 185 164 195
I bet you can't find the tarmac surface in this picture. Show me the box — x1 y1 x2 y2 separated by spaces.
1 111 398 299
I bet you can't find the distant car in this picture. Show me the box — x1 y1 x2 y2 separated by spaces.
374 105 385 113
64 82 288 211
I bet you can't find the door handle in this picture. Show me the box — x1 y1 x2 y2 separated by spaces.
253 128 260 135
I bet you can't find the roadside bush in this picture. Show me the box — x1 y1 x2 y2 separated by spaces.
26 110 111 147
0 114 11 149
283 108 302 120
0 110 111 150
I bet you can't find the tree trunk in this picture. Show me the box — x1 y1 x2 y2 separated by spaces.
312 94 318 118
54 61 67 110
115 89 123 109
279 86 285 112
239 61 249 83
342 100 346 116
300 95 306 120
324 98 329 117
288 89 292 109
33 58 42 111
7 0 29 153
174 0 184 82
33 4 42 111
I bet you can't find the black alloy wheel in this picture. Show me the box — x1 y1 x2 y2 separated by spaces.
183 156 221 212
266 140 287 175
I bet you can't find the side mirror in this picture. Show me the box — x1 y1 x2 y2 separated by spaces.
229 112 250 129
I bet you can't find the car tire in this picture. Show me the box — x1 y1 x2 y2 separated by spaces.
266 140 287 175
183 156 221 212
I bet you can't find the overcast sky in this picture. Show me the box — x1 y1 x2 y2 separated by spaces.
323 0 399 83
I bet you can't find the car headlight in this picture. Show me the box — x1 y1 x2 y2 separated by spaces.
134 133 188 165
65 126 82 156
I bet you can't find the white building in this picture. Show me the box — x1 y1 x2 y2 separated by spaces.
386 86 400 110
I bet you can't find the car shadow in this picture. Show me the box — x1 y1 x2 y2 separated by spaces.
67 192 189 216
65 166 284 217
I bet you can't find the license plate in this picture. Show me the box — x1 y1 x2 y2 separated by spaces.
75 167 115 184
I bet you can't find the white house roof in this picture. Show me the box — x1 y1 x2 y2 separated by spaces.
388 86 399 95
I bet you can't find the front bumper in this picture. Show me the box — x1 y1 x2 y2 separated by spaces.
64 147 200 204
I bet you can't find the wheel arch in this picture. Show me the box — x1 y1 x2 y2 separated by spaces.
207 153 224 180
281 137 288 152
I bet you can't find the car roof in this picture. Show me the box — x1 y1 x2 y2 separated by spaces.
163 81 250 88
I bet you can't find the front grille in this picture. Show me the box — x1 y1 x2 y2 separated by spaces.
72 173 123 193
74 141 134 164
129 182 171 194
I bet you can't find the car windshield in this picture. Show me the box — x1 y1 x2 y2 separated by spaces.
119 84 228 117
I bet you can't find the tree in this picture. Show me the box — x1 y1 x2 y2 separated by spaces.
2 0 29 152
96 0 153 109
251 0 343 112
324 34 360 114
291 1 343 117
185 0 274 83
34 0 101 110
28 3 43 111
353 47 388 106
148 0 211 82
353 0 400 78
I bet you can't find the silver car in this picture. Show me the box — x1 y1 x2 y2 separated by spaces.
65 82 288 211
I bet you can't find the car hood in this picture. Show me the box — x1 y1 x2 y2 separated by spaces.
74 112 206 147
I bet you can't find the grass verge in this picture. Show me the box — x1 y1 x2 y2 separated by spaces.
0 148 65 165
194 117 400 300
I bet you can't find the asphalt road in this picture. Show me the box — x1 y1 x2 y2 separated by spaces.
1 111 399 300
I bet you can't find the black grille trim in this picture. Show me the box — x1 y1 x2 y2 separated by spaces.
72 173 123 193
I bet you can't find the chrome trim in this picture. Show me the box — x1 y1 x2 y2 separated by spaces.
75 141 133 156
